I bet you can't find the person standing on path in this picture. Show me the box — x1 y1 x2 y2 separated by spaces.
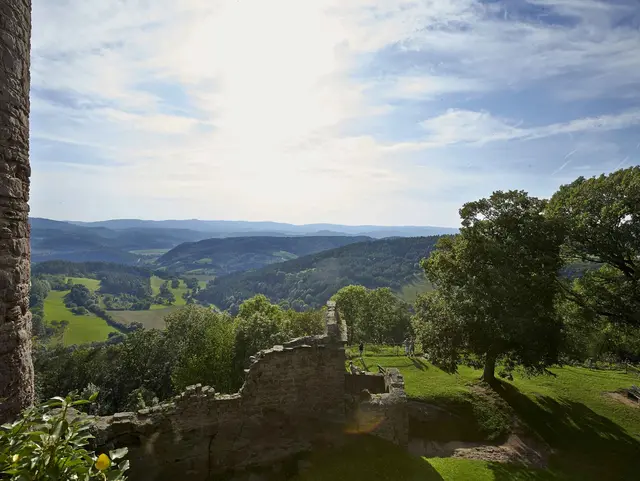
359 341 364 358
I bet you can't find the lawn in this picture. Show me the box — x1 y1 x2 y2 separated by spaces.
341 349 640 481
44 290 117 346
66 277 101 291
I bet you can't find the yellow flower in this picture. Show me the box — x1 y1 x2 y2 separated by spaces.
95 453 111 471
11 454 19 463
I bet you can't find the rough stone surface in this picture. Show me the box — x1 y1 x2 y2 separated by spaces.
345 368 409 448
92 304 408 480
0 0 34 424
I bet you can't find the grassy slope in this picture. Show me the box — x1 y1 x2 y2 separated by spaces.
398 276 434 303
44 290 117 346
334 350 640 481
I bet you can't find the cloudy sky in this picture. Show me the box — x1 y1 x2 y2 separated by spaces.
30 0 640 227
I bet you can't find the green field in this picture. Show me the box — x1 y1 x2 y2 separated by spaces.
44 290 117 346
398 276 433 303
150 276 188 307
334 350 640 481
66 277 101 291
129 249 171 255
110 306 179 330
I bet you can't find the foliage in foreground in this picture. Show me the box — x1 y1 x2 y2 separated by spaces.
0 395 129 480
34 299 326 415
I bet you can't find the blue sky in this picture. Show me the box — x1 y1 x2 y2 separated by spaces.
29 0 640 227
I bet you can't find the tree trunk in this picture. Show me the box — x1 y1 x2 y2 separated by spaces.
0 0 34 423
481 352 497 384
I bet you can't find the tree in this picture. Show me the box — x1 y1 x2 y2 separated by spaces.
171 278 180 289
0 0 34 423
284 309 325 339
333 285 368 343
165 306 237 393
548 167 640 327
233 295 287 370
334 285 411 344
416 190 564 383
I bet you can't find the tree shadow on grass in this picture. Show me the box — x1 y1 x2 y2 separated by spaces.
295 434 444 481
490 380 640 481
410 357 429 371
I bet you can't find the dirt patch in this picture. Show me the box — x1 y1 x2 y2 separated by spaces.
605 391 639 408
407 385 552 468
409 431 551 468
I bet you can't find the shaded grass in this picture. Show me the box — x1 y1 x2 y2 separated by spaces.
44 290 117 346
351 350 640 480
494 370 640 481
294 435 553 481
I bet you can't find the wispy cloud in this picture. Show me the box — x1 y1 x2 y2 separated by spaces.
29 0 640 226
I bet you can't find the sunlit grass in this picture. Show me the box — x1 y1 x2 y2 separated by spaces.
44 290 116 346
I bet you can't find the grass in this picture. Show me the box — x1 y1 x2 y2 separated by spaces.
295 435 553 481
44 290 117 346
66 277 100 291
150 275 188 307
109 306 179 330
398 276 433 303
343 349 640 481
129 249 170 255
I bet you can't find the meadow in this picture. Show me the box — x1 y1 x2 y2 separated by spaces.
43 290 117 346
109 306 179 330
398 276 433 303
324 349 640 481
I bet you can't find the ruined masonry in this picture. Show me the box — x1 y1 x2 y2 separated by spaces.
93 302 408 480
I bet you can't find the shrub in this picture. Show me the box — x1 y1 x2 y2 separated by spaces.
0 394 130 480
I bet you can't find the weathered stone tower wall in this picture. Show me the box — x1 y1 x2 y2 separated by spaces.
0 0 34 423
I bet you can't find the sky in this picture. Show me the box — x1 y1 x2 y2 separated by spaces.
29 0 640 228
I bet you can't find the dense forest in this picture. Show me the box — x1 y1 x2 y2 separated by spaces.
196 236 443 312
156 235 371 275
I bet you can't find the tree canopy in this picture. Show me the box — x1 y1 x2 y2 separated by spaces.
414 190 564 382
548 166 640 328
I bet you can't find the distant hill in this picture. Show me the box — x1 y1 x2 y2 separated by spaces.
30 218 211 264
68 219 459 239
156 235 371 276
196 236 444 312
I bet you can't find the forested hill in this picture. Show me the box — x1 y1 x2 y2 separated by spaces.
196 236 443 312
156 235 371 275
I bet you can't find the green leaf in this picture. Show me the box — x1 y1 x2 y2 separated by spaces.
109 447 128 460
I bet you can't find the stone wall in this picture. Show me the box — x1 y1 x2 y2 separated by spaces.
93 302 407 480
0 0 34 423
345 369 408 448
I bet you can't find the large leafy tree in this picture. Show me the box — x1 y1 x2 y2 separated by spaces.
416 191 564 382
548 167 640 327
333 285 410 344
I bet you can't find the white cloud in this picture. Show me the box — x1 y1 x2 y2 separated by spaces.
29 0 640 226
415 108 640 147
